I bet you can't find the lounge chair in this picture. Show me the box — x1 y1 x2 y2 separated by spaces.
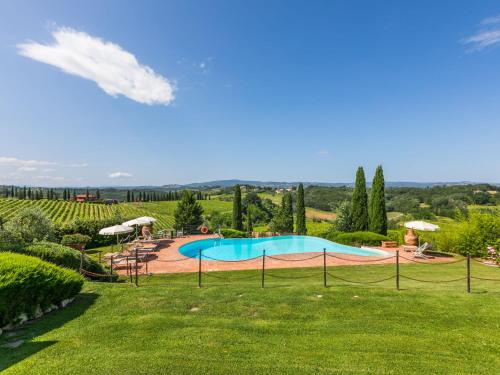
414 242 433 259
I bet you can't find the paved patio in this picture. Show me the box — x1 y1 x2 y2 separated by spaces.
115 235 457 275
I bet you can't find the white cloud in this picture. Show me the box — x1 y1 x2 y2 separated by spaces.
109 171 133 179
463 16 500 51
0 156 86 168
0 156 57 167
32 175 65 181
18 167 37 171
18 27 175 105
481 14 500 25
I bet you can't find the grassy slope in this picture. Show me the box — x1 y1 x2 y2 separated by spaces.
1 262 499 374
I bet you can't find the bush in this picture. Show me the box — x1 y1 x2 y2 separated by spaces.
387 229 405 245
327 231 390 246
18 241 110 280
3 207 54 245
0 252 83 326
61 234 92 248
220 228 247 238
454 212 500 257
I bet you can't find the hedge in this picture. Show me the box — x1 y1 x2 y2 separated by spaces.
327 231 390 246
19 241 111 280
220 228 247 238
0 252 83 326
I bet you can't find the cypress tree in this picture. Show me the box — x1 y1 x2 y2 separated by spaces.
232 184 243 230
296 183 306 235
351 167 369 231
126 190 130 202
369 165 388 235
284 192 294 233
246 205 253 233
96 189 101 199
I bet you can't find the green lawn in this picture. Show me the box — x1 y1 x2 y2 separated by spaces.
1 262 499 374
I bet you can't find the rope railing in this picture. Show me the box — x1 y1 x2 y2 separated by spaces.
472 258 500 266
326 253 396 262
266 254 324 262
201 254 263 262
202 272 260 281
400 275 467 283
328 272 396 284
82 246 500 292
264 272 324 280
398 256 466 265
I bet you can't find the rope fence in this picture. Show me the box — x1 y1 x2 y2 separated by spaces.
79 248 500 292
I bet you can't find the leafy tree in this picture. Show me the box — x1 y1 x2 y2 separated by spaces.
351 166 368 231
269 194 293 233
334 201 353 232
232 184 243 230
296 183 306 235
3 207 54 244
174 190 204 230
369 165 388 235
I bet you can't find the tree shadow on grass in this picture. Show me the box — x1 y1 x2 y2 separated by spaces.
0 292 99 372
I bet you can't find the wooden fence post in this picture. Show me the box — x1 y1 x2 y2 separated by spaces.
323 248 327 288
261 250 266 288
110 256 114 283
396 250 400 291
467 253 471 293
135 248 139 287
198 249 202 288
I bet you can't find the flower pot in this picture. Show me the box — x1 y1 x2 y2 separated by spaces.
404 228 418 246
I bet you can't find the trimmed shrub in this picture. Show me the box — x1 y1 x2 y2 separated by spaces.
61 234 92 248
19 241 110 279
327 231 390 246
0 252 83 326
220 228 247 238
387 229 405 245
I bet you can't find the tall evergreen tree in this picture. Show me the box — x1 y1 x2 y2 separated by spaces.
246 205 254 233
174 190 204 230
296 183 306 235
284 192 294 233
351 167 369 231
96 189 101 199
232 184 243 230
126 190 130 202
369 165 388 235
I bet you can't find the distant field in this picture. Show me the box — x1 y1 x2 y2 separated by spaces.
0 199 232 230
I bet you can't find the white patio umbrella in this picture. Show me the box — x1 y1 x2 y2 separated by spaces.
404 221 440 246
122 216 157 226
99 225 134 246
404 221 440 232
122 217 157 237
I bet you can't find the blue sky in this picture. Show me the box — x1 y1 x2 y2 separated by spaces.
0 0 499 186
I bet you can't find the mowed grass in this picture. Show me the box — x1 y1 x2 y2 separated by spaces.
1 261 499 374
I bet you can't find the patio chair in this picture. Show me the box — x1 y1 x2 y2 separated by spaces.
414 242 433 259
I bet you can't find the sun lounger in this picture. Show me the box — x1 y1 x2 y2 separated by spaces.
414 242 433 259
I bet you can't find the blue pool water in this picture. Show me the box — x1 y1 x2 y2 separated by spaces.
179 235 388 261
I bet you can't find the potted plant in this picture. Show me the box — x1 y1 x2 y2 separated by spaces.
61 233 92 252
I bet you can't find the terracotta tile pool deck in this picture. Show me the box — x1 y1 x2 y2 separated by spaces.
115 235 456 275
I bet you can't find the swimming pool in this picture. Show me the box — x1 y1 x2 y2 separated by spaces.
179 235 388 261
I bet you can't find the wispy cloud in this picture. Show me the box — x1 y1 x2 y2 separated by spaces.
18 27 175 105
316 149 330 157
0 156 86 168
17 166 37 172
481 14 500 25
32 175 65 182
463 15 500 51
109 171 133 179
